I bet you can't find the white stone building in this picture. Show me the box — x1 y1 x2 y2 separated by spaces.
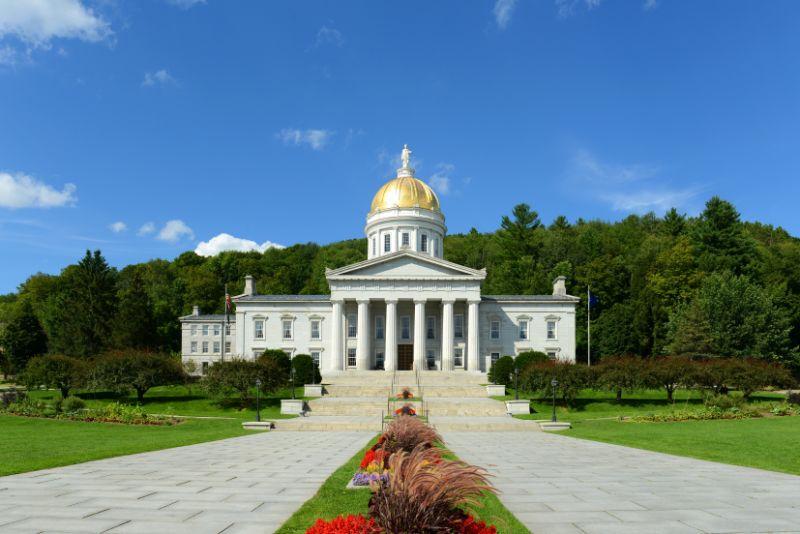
181 146 579 374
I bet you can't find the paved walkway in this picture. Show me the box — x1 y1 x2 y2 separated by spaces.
444 431 800 534
0 431 372 534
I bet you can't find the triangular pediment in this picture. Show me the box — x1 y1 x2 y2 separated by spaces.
326 251 486 280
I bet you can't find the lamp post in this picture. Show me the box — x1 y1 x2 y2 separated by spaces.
255 378 262 422
513 366 520 401
290 365 296 400
551 378 558 423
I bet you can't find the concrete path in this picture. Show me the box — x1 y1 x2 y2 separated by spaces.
0 431 372 534
444 431 800 534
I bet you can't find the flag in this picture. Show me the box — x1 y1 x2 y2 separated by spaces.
589 291 599 308
225 286 232 323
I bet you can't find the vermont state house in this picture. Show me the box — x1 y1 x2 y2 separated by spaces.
181 146 578 375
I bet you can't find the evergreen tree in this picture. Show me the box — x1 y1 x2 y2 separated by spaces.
1 300 48 373
113 269 157 349
661 208 686 237
693 197 756 275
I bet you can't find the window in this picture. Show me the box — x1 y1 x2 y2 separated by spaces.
375 316 384 340
519 320 528 340
311 351 320 367
547 320 557 340
454 314 464 338
213 341 220 354
225 341 231 354
375 351 384 370
347 348 357 367
401 316 411 340
213 324 220 337
190 341 197 353
254 319 264 339
202 324 209 336
420 234 428 252
402 232 410 247
225 324 231 336
426 316 435 340
491 352 500 365
202 341 209 353
384 234 391 253
310 319 321 340
347 314 357 338
282 319 293 340
547 350 557 360
201 362 209 375
426 349 435 370
454 348 464 367
490 320 501 340
190 324 197 336
372 238 376 256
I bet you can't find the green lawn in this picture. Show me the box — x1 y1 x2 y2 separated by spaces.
564 416 800 476
277 437 529 534
0 415 249 476
28 385 303 420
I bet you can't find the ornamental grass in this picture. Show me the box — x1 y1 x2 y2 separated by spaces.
381 414 441 454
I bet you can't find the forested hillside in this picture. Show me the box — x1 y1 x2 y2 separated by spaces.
2 196 799 374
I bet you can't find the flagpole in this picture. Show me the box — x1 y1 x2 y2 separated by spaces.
587 285 591 367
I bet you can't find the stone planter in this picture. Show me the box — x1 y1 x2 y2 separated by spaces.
304 384 324 397
506 399 531 415
280 399 305 415
242 421 273 431
538 421 571 431
486 384 506 397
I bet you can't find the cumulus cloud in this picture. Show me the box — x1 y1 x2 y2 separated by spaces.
0 171 77 208
277 128 334 151
137 221 156 236
0 0 112 47
142 69 176 87
195 233 285 257
313 24 344 48
108 221 127 233
156 219 194 242
493 0 517 30
163 0 206 9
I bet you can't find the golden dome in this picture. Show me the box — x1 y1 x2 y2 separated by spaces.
370 175 441 214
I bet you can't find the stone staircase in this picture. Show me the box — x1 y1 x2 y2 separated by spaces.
272 370 540 432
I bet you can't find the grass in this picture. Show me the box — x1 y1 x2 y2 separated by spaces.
0 414 249 476
276 436 530 534
27 385 303 420
564 416 800 476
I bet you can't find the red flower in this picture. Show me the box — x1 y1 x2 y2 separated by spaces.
306 515 381 534
453 515 497 534
360 449 376 469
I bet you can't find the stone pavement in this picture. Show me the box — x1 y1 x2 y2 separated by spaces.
444 431 800 534
0 431 372 534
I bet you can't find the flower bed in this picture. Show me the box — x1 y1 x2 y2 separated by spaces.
1 399 180 426
627 403 797 423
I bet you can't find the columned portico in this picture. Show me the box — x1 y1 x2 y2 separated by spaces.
330 299 344 371
441 299 455 371
356 299 370 370
467 299 480 372
384 299 398 371
413 299 426 370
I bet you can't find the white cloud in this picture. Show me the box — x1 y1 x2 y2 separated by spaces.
137 221 156 236
142 69 176 87
108 221 126 233
0 0 111 47
428 163 455 196
278 128 334 151
313 24 344 48
156 219 194 243
555 0 603 17
0 44 20 66
195 233 285 257
0 171 77 208
572 149 659 184
643 0 658 10
164 0 206 9
493 0 517 30
601 189 701 214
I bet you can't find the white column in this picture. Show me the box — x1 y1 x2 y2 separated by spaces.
356 299 370 370
384 299 398 372
467 299 480 372
441 299 455 371
330 299 343 371
413 299 426 370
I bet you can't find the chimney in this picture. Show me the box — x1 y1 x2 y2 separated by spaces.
192 305 200 316
553 276 567 296
244 275 255 296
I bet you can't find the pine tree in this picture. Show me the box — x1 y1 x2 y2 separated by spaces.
1 300 48 373
113 269 157 349
693 197 756 275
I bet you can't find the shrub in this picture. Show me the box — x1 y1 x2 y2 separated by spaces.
20 354 86 399
368 445 495 533
788 392 800 405
291 354 321 385
647 356 695 402
514 351 549 373
203 359 257 403
694 358 732 394
704 393 745 410
488 356 515 387
726 358 794 399
91 350 186 403
61 396 86 414
381 415 441 454
258 349 291 384
596 356 647 401
520 360 592 406
0 388 26 407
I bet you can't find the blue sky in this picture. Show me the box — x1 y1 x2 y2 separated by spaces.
1 0 799 293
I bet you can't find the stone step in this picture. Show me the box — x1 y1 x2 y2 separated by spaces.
272 415 384 432
424 398 508 417
307 397 389 415
323 385 391 397
428 416 542 432
414 386 487 397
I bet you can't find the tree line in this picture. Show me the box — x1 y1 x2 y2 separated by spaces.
1 196 799 375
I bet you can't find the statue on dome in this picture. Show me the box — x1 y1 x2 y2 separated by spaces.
401 144 412 169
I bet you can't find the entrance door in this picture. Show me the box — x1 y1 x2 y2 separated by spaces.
397 345 413 370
